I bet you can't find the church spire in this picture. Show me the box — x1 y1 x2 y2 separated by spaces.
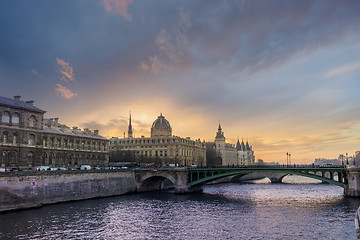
128 111 133 138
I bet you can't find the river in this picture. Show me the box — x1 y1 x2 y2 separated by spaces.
1 176 359 240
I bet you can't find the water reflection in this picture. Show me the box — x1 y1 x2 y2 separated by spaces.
1 182 359 240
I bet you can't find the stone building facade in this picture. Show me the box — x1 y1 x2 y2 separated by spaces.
214 124 255 166
0 95 108 169
109 113 206 166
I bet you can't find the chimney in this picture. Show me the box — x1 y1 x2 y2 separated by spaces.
72 126 78 130
14 96 21 103
94 130 99 135
25 100 34 106
84 128 90 132
54 118 59 123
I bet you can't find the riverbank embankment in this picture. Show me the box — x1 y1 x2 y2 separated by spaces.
0 170 137 212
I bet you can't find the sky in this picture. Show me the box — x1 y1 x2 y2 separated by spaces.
1 0 360 164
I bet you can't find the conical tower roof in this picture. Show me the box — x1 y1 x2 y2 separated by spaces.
246 141 250 150
236 138 242 150
241 139 246 150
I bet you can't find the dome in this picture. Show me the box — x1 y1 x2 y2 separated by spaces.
151 113 172 137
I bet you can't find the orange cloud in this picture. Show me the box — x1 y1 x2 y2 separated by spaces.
102 0 133 22
54 83 78 99
56 57 75 82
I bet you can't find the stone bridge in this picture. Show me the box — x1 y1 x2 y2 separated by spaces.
133 166 360 197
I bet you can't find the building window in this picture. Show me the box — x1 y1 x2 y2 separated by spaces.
3 132 8 144
50 138 55 148
29 115 37 127
57 138 61 148
164 151 167 157
13 134 17 144
64 139 68 148
12 113 20 125
29 134 35 146
160 151 163 156
149 151 152 156
81 141 85 150
2 111 10 123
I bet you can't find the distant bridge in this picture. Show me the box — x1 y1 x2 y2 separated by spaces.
133 166 360 196
187 166 347 189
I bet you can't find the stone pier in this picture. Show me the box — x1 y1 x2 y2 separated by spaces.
344 167 360 197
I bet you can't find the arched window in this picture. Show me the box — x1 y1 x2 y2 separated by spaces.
50 138 54 148
2 111 10 123
29 115 37 127
29 134 35 146
13 134 17 144
12 113 19 125
3 132 8 144
57 138 61 148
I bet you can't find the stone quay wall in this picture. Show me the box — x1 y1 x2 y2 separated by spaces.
0 170 137 212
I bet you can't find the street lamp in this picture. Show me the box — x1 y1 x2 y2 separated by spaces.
286 152 289 166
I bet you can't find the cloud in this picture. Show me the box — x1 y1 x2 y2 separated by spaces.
102 0 133 22
325 60 360 78
54 83 78 99
31 69 43 78
81 117 151 138
140 10 193 75
56 57 75 82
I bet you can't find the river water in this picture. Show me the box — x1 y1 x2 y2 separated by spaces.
1 177 360 240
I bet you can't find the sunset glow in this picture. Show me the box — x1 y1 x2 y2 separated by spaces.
1 0 360 163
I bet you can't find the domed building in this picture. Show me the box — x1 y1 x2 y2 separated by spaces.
109 113 206 166
151 113 172 138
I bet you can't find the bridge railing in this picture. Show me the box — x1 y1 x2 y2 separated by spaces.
196 164 346 169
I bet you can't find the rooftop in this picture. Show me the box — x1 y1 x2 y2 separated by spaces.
0 95 46 113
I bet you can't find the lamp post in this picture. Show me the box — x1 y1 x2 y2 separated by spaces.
286 152 289 166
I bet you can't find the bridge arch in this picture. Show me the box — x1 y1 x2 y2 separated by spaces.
187 168 347 189
138 174 175 192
